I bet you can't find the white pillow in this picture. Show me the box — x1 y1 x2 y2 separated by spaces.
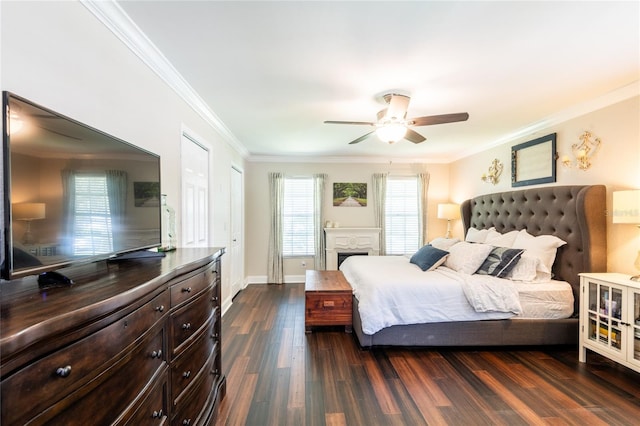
512 229 566 271
429 237 460 251
506 254 552 282
484 229 519 248
465 227 495 243
444 242 494 274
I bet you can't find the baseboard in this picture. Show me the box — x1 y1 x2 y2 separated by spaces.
246 275 305 284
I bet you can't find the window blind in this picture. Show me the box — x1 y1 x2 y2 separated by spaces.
73 174 114 255
385 177 419 255
283 177 314 256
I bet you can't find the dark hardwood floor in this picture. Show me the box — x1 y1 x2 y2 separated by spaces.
216 283 640 425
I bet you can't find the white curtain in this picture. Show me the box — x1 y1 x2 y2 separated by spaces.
372 173 387 255
417 172 430 246
60 169 76 256
267 172 284 284
106 170 128 249
313 173 327 270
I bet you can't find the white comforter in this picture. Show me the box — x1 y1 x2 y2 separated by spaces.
340 255 569 335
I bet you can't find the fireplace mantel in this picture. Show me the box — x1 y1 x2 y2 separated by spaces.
325 227 381 270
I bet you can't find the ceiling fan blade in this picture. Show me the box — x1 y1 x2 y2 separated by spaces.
385 94 410 120
348 131 375 145
404 129 426 144
408 112 469 126
324 120 375 126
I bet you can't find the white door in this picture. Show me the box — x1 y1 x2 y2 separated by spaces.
181 133 209 248
230 166 244 296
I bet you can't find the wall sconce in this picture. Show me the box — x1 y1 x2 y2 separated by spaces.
437 203 461 239
612 190 640 281
12 202 46 244
480 159 503 185
561 131 601 171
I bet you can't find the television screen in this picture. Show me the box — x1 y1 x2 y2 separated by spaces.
2 92 161 280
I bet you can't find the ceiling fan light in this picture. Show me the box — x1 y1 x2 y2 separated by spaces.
376 123 407 144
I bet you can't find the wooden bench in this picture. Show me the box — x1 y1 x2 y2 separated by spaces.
304 270 352 333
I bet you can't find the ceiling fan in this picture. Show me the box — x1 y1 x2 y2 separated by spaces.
324 93 469 145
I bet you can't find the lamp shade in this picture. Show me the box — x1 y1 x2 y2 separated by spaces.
13 202 46 221
612 190 640 224
437 203 461 220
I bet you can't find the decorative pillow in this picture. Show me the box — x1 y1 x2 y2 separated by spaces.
429 237 460 251
484 229 519 248
444 242 494 274
464 227 495 243
410 245 449 271
512 229 566 271
476 247 524 278
507 252 552 282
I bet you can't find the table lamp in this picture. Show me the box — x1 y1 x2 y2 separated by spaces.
437 203 461 239
612 190 640 281
13 202 46 244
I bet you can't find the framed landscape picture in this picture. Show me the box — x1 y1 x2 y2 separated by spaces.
333 182 367 207
134 181 160 207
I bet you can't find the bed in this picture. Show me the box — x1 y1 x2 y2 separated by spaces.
342 185 606 348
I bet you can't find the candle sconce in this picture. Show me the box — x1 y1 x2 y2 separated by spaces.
481 158 503 185
561 131 601 171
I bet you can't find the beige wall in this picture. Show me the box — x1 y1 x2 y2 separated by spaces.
245 161 451 281
450 96 640 275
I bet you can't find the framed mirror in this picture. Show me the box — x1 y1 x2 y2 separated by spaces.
511 133 557 187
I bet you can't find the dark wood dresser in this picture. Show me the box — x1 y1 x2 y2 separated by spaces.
0 247 225 426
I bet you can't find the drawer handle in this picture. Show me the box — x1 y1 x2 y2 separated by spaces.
181 287 192 293
155 305 165 313
211 368 219 375
211 332 219 339
152 410 163 419
182 370 191 379
211 296 219 302
183 419 192 425
150 350 163 359
55 365 72 378
182 323 192 330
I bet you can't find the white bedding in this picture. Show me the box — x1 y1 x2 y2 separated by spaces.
340 255 574 335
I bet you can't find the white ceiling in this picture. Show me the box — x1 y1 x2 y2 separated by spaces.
114 0 639 162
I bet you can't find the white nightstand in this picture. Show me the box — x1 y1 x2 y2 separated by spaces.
579 273 640 373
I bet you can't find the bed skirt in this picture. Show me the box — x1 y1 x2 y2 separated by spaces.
352 296 578 348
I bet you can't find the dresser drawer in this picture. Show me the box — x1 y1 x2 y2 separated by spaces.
169 287 216 358
1 290 169 426
32 326 166 425
125 367 169 426
305 291 352 326
171 316 217 403
170 263 217 308
171 350 219 426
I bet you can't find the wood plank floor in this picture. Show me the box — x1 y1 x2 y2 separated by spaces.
215 283 640 425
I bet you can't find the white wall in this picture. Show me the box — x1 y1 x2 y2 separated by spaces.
245 161 452 282
0 1 246 310
450 96 640 275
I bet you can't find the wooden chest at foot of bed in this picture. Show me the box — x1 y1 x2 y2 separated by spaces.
305 270 352 333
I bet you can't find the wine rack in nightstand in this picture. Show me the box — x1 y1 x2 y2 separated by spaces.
579 273 640 373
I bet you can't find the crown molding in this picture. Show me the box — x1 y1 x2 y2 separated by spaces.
81 0 249 158
247 154 450 164
451 80 640 162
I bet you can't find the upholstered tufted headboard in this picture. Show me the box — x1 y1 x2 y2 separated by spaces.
461 185 607 314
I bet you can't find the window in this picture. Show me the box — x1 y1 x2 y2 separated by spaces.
385 177 419 255
283 177 314 256
73 174 114 256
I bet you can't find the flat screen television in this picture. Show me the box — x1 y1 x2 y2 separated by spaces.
2 91 162 281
